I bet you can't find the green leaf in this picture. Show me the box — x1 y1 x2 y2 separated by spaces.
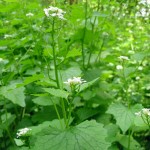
17 74 44 87
77 107 100 121
43 88 69 99
79 77 99 92
14 139 24 147
61 67 82 81
116 134 141 150
105 124 119 143
31 120 110 150
0 84 25 107
32 94 59 106
30 119 69 135
131 52 146 61
66 48 81 58
1 113 16 129
106 103 142 133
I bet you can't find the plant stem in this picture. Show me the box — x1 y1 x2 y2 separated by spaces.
81 0 88 69
51 19 67 128
127 129 131 150
122 61 130 107
60 98 67 127
66 101 72 128
51 99 63 128
87 0 100 67
4 99 15 146
52 19 60 88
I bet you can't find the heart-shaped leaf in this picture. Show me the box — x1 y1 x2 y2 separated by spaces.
31 120 110 150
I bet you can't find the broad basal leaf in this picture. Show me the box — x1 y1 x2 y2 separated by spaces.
106 103 142 133
31 120 110 150
43 88 69 99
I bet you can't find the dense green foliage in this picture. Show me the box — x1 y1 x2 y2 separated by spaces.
0 0 150 149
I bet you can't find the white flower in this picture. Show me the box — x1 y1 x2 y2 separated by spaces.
136 76 140 80
142 108 150 116
117 37 123 41
127 22 133 27
118 56 129 61
116 65 123 70
26 13 34 17
128 50 135 54
4 34 14 39
16 128 31 138
44 6 66 20
135 112 142 116
138 66 143 70
107 63 114 67
135 108 150 117
64 77 86 86
0 58 4 62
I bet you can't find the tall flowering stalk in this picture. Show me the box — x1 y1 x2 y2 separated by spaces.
44 6 66 127
44 6 66 88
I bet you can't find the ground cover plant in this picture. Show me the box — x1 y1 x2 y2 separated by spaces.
0 0 150 149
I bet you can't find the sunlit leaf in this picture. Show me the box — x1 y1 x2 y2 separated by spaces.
43 88 69 99
31 120 110 150
107 103 143 133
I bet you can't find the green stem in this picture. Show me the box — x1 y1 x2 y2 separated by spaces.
66 100 72 128
52 19 60 88
87 0 100 66
51 19 67 128
127 129 131 150
60 98 67 127
4 99 15 146
81 0 88 69
122 61 130 107
51 98 63 128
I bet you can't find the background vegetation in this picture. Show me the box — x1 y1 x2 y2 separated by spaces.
0 0 150 149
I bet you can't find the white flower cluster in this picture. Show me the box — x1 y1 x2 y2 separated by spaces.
118 56 129 61
135 108 150 117
64 77 86 86
116 65 123 70
0 58 4 62
16 128 31 138
4 34 14 39
44 6 66 20
26 12 34 17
